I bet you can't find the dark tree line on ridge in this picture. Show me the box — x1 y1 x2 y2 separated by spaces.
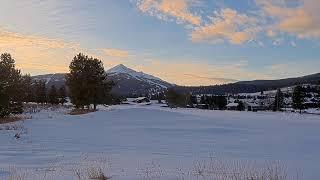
165 88 228 110
165 84 320 113
174 73 320 95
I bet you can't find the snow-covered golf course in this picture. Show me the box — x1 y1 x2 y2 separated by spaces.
0 103 320 179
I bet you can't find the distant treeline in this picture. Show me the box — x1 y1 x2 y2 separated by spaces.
173 74 320 95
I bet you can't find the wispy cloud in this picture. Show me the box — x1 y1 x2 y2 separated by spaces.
191 8 260 44
0 29 79 49
100 48 130 58
0 28 129 75
0 29 81 74
136 0 201 25
257 0 320 39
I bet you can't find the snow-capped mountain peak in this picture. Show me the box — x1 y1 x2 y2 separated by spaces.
106 64 172 90
106 64 135 74
107 64 162 81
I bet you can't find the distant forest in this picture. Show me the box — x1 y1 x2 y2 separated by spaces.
174 73 320 95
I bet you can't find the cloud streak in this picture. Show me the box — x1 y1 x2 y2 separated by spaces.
136 0 201 25
0 29 82 74
191 8 260 44
257 0 320 39
0 30 79 49
100 48 130 58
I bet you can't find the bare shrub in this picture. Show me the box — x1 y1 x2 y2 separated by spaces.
137 161 167 179
2 157 303 180
0 115 31 125
190 159 295 180
86 167 110 180
69 109 96 115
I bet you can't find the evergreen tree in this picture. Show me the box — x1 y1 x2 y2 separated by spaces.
48 85 59 105
21 75 34 103
35 80 47 104
157 92 164 104
200 95 206 104
0 53 25 117
58 86 67 105
273 88 284 111
165 88 190 108
206 96 215 109
190 95 198 105
237 101 245 111
66 53 114 110
0 84 10 117
213 96 227 110
292 85 306 113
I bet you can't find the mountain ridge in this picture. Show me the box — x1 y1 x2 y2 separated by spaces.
32 64 173 96
32 64 320 96
175 73 320 95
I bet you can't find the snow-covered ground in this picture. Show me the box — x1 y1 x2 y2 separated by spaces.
0 104 320 179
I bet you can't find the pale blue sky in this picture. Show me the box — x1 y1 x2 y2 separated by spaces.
0 0 319 85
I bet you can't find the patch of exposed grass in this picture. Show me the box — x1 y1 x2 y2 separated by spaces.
69 109 96 115
73 166 111 180
0 115 31 125
5 159 303 180
87 167 110 180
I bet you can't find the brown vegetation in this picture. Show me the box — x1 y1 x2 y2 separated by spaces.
0 115 31 124
69 109 97 115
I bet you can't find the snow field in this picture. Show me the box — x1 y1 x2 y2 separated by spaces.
0 104 319 179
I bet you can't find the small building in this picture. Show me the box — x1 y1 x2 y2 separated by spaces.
133 97 150 104
226 102 239 110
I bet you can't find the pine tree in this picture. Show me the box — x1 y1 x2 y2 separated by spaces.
58 86 67 105
237 101 245 111
292 85 306 113
0 53 25 118
21 75 34 103
213 96 227 110
66 53 114 110
165 88 190 108
200 95 206 104
190 95 198 106
48 85 59 105
0 83 10 117
273 88 284 111
35 80 47 104
157 93 162 104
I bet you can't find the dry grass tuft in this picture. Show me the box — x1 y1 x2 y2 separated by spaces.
86 167 110 180
0 115 31 125
189 159 296 180
69 109 96 115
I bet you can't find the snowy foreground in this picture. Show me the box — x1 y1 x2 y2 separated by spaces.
0 104 320 179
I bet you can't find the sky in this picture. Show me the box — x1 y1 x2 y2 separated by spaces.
0 0 319 86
